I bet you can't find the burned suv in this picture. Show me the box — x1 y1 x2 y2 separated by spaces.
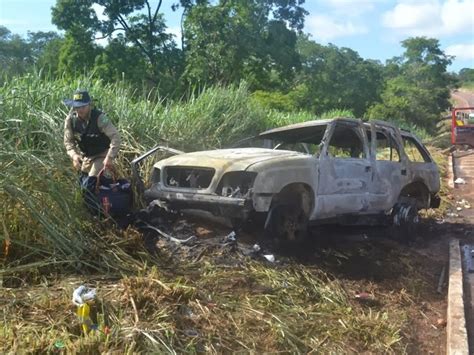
133 118 440 242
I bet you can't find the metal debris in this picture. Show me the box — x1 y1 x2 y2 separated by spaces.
140 223 196 244
263 254 275 262
222 231 237 243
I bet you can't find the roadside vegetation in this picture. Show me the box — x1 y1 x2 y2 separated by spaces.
0 0 462 352
1 73 449 353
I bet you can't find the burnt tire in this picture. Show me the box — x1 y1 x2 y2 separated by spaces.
390 202 420 242
264 203 308 246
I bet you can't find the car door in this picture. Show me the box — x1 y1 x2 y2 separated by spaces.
367 123 409 211
314 120 372 219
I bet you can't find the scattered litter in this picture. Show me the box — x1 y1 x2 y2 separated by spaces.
72 285 97 334
263 254 275 263
354 292 377 306
435 218 445 224
436 318 447 327
355 292 380 307
54 340 65 350
456 199 471 209
140 223 196 244
72 285 96 306
456 207 463 211
222 231 237 243
446 212 459 218
252 244 261 252
454 177 466 184
355 292 372 300
195 226 212 237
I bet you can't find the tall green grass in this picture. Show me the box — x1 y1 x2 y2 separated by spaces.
0 73 332 276
0 71 435 276
0 72 434 353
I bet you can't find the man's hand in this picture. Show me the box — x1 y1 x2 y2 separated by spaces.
72 155 82 170
103 156 113 170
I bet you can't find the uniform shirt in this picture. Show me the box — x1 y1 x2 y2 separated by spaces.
64 110 121 161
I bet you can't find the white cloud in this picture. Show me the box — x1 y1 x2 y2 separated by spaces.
445 43 474 60
306 14 368 41
167 26 181 41
382 0 474 37
91 3 108 22
440 0 474 35
324 0 379 16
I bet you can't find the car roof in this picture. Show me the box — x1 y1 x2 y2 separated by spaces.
258 117 361 142
257 117 419 144
259 117 360 136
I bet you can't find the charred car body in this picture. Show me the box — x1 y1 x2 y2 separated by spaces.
133 118 440 242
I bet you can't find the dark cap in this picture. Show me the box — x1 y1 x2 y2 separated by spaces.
63 90 91 108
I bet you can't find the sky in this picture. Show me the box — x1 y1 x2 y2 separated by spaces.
0 0 473 73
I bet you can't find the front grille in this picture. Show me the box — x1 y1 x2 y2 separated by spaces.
164 166 215 189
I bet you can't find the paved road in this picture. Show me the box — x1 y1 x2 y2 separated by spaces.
452 151 474 352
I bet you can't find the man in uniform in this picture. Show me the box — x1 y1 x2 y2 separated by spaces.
63 89 121 176
63 89 121 212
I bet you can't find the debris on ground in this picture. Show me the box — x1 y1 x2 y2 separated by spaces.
456 199 471 209
72 285 97 334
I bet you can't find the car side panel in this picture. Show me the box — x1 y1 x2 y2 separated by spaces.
249 156 319 212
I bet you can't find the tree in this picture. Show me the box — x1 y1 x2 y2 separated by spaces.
288 36 384 116
57 31 99 77
458 68 474 85
93 34 148 86
181 0 306 90
367 37 455 132
0 26 33 79
27 31 64 75
52 0 181 90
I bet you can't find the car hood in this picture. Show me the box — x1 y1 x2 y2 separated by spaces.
155 148 303 171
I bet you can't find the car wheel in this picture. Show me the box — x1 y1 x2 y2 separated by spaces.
264 203 309 246
390 202 420 241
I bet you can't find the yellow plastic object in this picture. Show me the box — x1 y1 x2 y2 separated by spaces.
76 303 94 334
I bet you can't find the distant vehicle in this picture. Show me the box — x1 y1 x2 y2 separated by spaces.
134 118 441 243
452 107 474 147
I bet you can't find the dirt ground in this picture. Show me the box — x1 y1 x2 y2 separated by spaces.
143 204 472 354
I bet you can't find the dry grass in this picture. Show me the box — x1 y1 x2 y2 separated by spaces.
1 258 411 353
0 73 450 353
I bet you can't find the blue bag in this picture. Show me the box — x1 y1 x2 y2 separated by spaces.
96 169 132 217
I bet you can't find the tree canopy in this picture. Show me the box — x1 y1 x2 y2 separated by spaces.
0 2 461 133
367 37 456 132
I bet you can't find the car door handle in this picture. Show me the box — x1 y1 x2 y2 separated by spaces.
401 169 407 175
365 166 371 172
